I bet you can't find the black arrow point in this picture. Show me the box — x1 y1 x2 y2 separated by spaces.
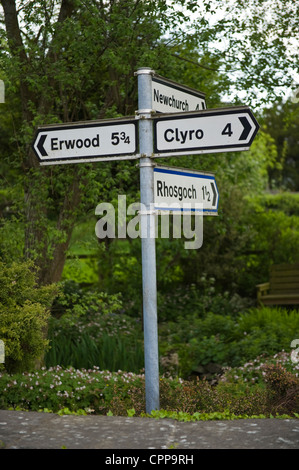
211 182 217 206
37 134 48 157
238 116 252 141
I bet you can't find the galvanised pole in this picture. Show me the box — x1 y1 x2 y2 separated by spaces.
136 67 159 413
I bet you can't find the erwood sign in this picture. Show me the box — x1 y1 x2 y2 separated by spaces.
31 67 260 415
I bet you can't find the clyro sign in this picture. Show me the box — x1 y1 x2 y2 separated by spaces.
153 106 260 156
152 74 206 113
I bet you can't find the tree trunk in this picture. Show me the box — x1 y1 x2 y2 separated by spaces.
1 0 78 286
39 174 81 285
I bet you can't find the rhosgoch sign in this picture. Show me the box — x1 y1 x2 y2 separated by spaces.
154 165 219 215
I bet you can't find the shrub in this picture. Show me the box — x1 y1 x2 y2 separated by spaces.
0 366 146 414
159 306 299 377
230 307 299 366
1 352 299 417
0 261 58 374
45 281 144 373
158 280 253 322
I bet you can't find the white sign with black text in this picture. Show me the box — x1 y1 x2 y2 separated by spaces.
154 106 259 157
152 74 206 113
32 117 138 165
154 165 219 215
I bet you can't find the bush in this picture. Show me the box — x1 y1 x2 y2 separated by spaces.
230 307 299 365
0 260 58 374
262 363 299 415
0 353 298 418
45 281 144 373
158 280 253 322
159 306 299 378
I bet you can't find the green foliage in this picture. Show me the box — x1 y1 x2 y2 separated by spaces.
1 0 211 285
159 306 299 378
0 260 58 373
261 98 299 191
0 0 297 308
236 193 299 295
51 279 123 321
194 0 299 104
0 367 146 415
1 351 298 417
144 409 268 422
158 279 253 322
255 192 299 216
0 185 24 262
45 330 144 373
46 281 144 372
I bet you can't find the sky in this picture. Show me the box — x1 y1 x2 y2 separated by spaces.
168 0 299 109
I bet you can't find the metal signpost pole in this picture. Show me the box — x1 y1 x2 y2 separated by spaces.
136 68 160 413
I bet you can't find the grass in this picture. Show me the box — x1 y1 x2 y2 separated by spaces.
45 331 144 372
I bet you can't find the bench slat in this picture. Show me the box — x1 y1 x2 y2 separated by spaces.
270 271 299 278
271 263 299 271
270 282 299 290
257 263 299 305
269 288 299 296
260 297 299 305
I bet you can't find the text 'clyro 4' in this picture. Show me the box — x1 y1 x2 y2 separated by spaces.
164 127 204 144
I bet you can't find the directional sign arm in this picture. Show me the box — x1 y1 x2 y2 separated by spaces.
153 165 219 215
153 106 260 157
32 118 139 165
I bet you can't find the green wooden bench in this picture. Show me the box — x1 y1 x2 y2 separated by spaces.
256 263 299 306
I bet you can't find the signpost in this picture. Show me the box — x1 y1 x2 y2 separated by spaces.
153 106 259 157
152 74 206 113
154 165 219 215
31 66 259 415
32 117 138 165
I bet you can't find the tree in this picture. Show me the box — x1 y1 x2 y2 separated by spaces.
1 0 297 290
0 0 204 285
261 100 299 191
190 0 299 105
